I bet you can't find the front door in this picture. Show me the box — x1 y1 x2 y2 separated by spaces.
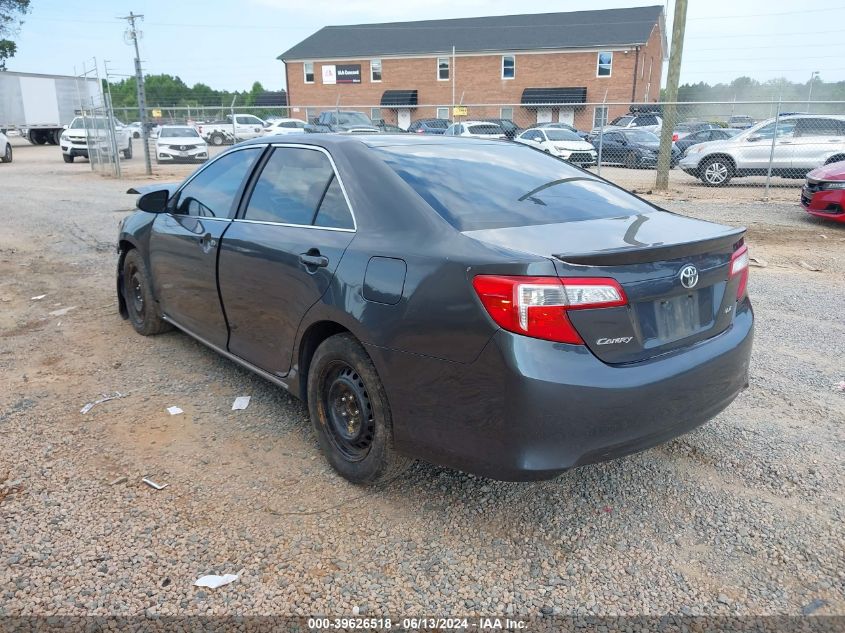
148 147 263 348
218 146 356 375
740 119 796 170
537 108 552 124
398 109 411 130
558 108 575 125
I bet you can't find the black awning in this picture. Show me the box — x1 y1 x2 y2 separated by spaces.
521 87 587 105
380 90 418 107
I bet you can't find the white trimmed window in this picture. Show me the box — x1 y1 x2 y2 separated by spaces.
502 55 515 80
371 59 382 82
436 107 449 120
593 105 609 128
304 62 314 84
597 52 612 77
437 57 450 81
500 107 514 120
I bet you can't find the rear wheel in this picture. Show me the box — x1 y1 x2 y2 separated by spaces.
122 140 133 160
307 334 411 485
699 156 733 186
625 151 639 169
210 133 224 146
0 143 11 163
122 249 171 336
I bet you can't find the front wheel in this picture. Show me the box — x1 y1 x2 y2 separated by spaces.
699 156 733 186
0 143 11 163
122 140 133 159
625 151 639 169
122 249 172 336
307 334 412 485
62 153 74 163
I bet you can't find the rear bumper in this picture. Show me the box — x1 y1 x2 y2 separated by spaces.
375 301 753 481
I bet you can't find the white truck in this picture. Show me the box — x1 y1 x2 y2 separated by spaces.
0 71 101 145
196 114 266 146
59 115 133 163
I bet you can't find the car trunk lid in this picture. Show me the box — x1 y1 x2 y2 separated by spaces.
464 212 746 364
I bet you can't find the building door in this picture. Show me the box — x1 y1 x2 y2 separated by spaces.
398 109 411 130
558 108 575 125
536 108 552 123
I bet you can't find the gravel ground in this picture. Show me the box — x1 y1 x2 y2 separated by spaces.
0 142 843 620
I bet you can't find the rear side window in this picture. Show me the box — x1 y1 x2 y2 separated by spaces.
374 143 656 231
794 118 843 137
468 124 501 135
175 148 261 218
244 148 353 229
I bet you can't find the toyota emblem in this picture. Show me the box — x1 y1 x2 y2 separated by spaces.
679 265 699 289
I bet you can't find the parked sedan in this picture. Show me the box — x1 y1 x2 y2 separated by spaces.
477 118 521 139
407 118 450 135
119 135 753 484
155 125 208 164
590 129 680 168
443 121 506 139
0 131 11 163
515 127 597 166
675 128 739 155
537 122 590 140
801 160 845 223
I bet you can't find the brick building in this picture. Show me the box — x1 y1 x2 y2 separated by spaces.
278 5 666 130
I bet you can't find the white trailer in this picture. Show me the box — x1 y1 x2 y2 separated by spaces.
0 71 101 145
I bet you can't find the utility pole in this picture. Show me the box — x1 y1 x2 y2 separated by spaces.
120 11 152 175
807 71 819 113
655 0 687 190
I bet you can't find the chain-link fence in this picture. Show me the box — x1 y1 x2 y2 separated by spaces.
88 100 845 200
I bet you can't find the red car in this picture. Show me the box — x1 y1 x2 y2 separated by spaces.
801 161 845 223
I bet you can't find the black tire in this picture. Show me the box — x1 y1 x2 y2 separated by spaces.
699 155 733 186
122 249 171 336
210 133 224 146
307 334 412 485
625 151 639 169
133 131 141 139
0 143 11 163
62 153 74 163
123 140 133 160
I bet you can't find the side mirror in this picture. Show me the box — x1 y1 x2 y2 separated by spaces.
747 135 760 142
63 124 68 130
137 189 170 213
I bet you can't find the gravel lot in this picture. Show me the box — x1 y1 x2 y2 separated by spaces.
1 142 843 621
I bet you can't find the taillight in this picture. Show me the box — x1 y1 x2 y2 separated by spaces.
415 129 424 134
730 244 749 300
672 133 678 141
472 275 627 344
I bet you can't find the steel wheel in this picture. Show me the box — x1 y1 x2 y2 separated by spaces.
126 261 147 327
2 144 11 163
321 362 375 462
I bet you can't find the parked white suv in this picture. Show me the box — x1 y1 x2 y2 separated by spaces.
679 115 845 186
60 116 132 163
595 112 663 135
0 130 11 163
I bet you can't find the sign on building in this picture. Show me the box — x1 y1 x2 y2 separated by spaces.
321 65 337 85
452 105 468 116
336 64 361 84
151 109 162 118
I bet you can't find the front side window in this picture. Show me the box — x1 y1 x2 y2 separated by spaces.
502 55 515 79
597 51 613 77
436 107 449 120
752 121 796 140
175 148 262 218
244 148 353 229
500 107 514 120
304 62 314 83
371 59 382 82
593 105 609 128
437 57 450 80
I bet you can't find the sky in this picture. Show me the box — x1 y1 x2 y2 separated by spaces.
7 0 845 92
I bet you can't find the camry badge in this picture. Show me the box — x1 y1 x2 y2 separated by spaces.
679 264 699 289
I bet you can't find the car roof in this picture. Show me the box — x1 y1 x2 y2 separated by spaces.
240 134 512 149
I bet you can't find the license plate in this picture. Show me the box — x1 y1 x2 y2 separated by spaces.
654 293 701 342
179 151 188 157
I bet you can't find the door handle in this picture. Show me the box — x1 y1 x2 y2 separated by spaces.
299 252 329 268
198 233 216 253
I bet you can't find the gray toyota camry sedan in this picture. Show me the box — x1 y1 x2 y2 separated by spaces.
117 134 753 484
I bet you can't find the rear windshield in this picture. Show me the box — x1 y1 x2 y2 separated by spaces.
610 116 634 126
545 130 582 141
373 143 655 231
623 130 659 143
467 124 503 135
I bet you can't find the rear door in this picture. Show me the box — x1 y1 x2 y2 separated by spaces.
149 147 263 348
791 118 845 174
218 145 356 375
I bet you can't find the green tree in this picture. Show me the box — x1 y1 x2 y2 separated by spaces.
0 0 30 70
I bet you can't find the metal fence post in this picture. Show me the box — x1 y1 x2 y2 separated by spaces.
596 92 607 177
763 101 781 201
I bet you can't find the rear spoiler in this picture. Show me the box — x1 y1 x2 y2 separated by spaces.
126 183 180 196
555 227 746 266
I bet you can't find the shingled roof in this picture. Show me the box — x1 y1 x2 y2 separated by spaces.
278 5 663 61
